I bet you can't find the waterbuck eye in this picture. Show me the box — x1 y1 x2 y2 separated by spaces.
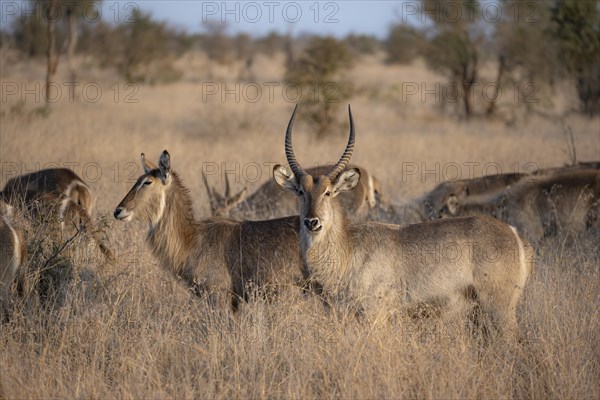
144 180 152 185
298 189 304 195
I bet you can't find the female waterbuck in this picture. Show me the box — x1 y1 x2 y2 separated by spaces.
1 168 114 262
114 151 304 310
439 169 600 243
2 168 93 227
274 106 534 335
0 201 25 318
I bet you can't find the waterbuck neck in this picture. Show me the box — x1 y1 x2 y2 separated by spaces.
302 198 352 293
146 172 197 275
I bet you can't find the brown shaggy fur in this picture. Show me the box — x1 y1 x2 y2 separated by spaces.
115 151 305 310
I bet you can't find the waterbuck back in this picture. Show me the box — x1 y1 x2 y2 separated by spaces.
533 161 600 176
372 162 598 227
1 168 114 263
2 168 93 226
441 169 600 243
419 172 528 221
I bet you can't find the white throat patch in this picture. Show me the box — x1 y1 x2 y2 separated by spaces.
152 191 166 226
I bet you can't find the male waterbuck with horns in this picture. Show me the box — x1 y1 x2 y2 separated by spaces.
114 151 304 310
274 106 534 336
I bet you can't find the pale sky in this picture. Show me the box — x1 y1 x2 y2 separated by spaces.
0 1 505 37
0 1 410 38
131 1 411 38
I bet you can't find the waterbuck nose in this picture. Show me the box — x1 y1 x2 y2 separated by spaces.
114 207 122 219
304 217 322 232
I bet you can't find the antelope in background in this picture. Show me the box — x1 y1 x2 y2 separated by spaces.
440 169 600 243
1 168 114 263
365 172 528 226
421 172 528 221
274 106 534 336
202 171 248 216
532 160 600 176
424 160 600 223
114 151 305 310
0 201 25 319
372 160 600 225
203 164 381 222
2 168 93 226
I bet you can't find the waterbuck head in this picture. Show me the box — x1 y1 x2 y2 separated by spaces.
274 105 361 239
114 150 172 225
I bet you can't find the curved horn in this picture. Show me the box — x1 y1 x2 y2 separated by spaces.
285 104 306 178
327 105 355 179
224 173 231 198
201 171 218 215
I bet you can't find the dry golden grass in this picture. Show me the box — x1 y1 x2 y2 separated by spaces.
0 52 599 399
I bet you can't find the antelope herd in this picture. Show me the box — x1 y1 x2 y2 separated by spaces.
1 106 599 338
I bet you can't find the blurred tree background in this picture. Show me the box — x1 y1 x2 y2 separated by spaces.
1 0 598 124
285 36 354 138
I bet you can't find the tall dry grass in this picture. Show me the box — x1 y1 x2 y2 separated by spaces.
0 52 598 398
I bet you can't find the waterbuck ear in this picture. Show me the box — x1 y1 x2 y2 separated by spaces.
158 150 171 182
332 168 360 195
273 165 300 193
446 194 460 215
141 153 157 174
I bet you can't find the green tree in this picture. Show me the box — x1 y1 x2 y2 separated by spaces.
46 0 58 111
421 0 483 119
201 20 232 65
496 1 558 83
61 1 102 98
384 24 422 64
490 1 560 116
12 10 49 57
551 0 600 115
10 0 101 106
285 36 354 138
117 10 172 82
256 31 286 56
76 12 182 83
345 34 380 56
10 1 69 58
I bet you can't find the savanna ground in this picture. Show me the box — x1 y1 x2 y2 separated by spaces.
1 50 599 398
